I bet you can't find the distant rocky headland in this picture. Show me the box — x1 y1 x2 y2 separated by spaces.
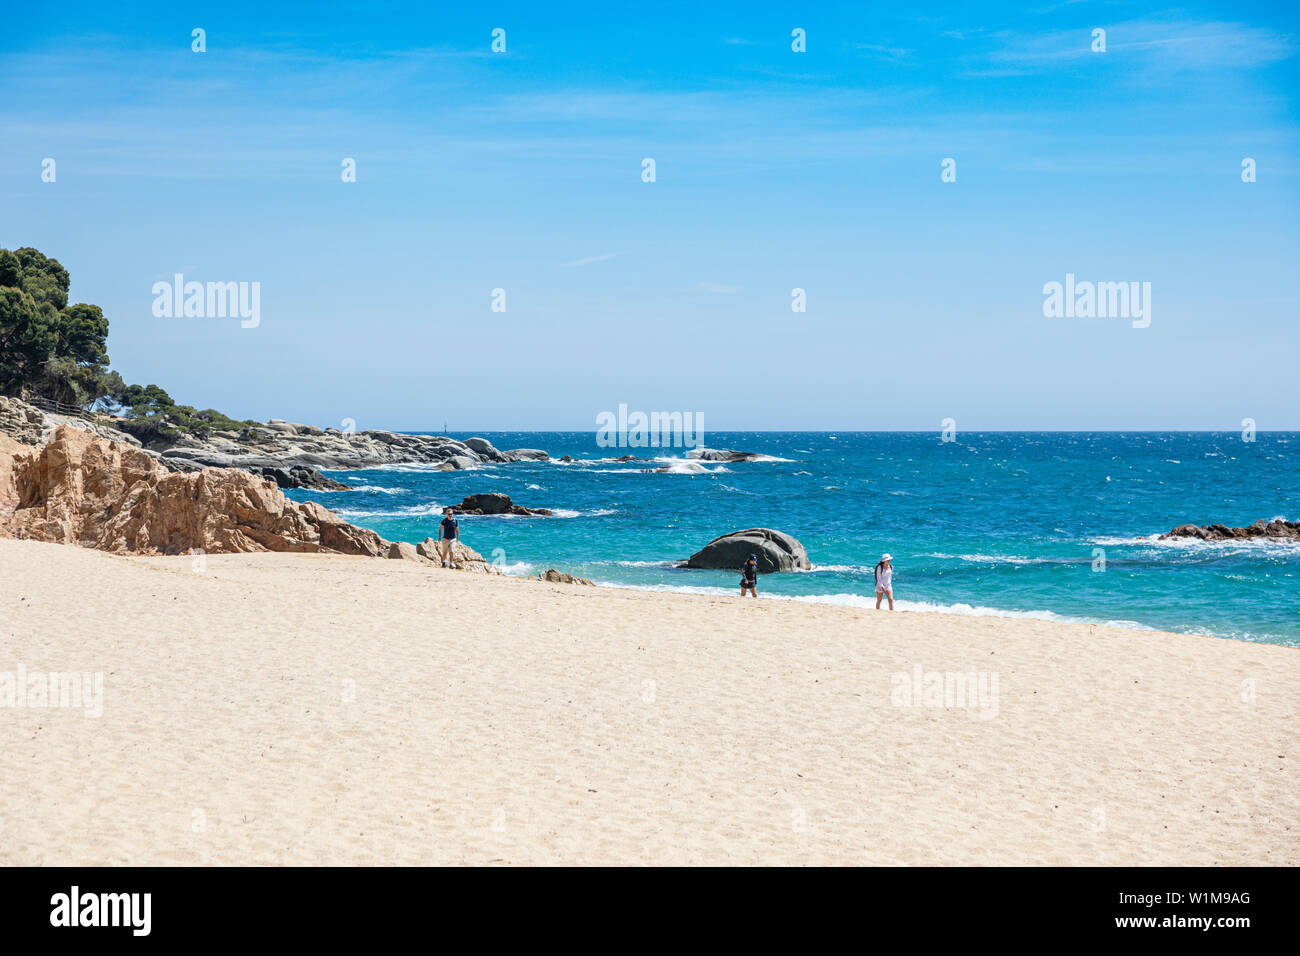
0 395 549 481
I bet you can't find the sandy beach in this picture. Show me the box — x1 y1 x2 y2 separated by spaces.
1 537 1295 866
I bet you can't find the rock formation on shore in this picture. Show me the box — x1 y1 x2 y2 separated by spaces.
537 569 594 585
151 424 549 471
0 396 46 445
0 425 387 556
0 396 549 472
0 395 144 448
248 465 351 492
684 528 811 572
449 492 553 517
0 419 604 581
404 537 501 573
1160 518 1300 541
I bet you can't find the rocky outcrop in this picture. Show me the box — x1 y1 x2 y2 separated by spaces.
154 426 542 471
684 528 811 573
387 541 427 563
0 395 144 449
0 396 549 471
0 425 586 584
687 448 764 463
413 536 502 573
449 492 553 517
500 448 549 462
1160 518 1300 541
0 425 388 556
248 465 351 491
0 396 46 445
647 460 711 474
537 569 594 585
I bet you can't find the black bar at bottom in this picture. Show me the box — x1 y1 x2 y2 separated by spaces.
0 866 1287 943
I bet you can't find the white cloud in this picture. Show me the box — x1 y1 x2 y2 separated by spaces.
561 253 622 268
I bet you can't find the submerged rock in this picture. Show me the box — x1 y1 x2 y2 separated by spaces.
684 528 810 573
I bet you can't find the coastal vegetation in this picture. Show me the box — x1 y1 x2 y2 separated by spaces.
0 245 252 439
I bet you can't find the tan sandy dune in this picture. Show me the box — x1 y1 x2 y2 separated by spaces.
1 537 1295 865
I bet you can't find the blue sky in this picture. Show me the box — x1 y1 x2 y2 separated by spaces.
2 1 1297 429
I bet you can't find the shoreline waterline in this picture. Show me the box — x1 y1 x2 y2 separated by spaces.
291 430 1299 647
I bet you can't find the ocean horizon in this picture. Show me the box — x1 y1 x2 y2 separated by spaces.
283 429 1299 646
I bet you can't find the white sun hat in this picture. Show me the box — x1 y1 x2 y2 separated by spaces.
881 553 893 562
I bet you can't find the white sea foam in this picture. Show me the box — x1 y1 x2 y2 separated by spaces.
546 507 617 518
655 460 728 475
956 553 1051 565
593 581 1152 629
335 502 445 519
794 563 874 574
1090 533 1300 554
371 461 485 473
717 484 758 495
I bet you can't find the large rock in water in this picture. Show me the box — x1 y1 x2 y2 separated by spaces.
684 528 810 573
1160 518 1300 541
0 425 387 556
687 447 764 463
499 448 549 462
450 493 553 516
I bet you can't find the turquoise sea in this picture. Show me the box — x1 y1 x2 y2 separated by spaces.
285 432 1299 646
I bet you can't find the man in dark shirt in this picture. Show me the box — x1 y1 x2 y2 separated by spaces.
740 553 758 598
439 508 459 568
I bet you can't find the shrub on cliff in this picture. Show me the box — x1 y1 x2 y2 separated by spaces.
0 245 253 437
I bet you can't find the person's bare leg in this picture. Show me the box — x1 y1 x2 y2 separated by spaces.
876 591 883 609
886 589 894 610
